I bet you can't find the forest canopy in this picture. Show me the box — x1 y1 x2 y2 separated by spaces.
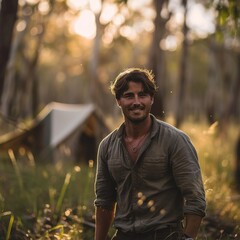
0 0 239 128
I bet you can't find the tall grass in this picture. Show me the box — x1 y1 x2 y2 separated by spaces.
181 120 240 236
0 153 96 239
0 120 239 239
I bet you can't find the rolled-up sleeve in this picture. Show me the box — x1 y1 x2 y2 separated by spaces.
170 133 206 217
94 139 117 210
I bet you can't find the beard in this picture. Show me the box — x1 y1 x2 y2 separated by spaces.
128 115 148 124
123 105 150 124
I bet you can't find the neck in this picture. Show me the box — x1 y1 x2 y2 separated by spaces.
124 115 152 138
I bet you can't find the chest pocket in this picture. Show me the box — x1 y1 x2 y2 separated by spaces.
141 156 170 180
108 158 128 183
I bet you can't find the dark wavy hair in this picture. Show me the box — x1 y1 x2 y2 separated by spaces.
110 68 158 100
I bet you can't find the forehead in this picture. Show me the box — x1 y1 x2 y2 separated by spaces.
123 81 144 92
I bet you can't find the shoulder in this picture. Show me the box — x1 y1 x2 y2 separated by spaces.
97 127 122 162
100 129 118 146
152 116 188 138
151 116 192 147
99 126 122 151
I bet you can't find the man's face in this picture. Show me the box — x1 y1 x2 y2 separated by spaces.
117 81 153 124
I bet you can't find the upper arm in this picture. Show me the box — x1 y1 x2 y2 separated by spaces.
95 141 117 209
170 133 206 216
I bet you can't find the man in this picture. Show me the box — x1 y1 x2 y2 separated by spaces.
94 68 206 240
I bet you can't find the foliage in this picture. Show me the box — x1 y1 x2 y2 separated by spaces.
213 0 240 45
180 119 240 239
0 0 239 124
0 159 96 239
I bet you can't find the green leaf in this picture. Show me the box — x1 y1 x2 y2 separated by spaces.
217 4 230 26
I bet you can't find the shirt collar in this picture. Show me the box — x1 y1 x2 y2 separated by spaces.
116 114 160 140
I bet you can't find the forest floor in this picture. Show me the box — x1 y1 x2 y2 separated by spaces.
6 210 240 240
199 213 240 239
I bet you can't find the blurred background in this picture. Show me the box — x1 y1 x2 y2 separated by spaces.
0 0 239 126
0 0 240 239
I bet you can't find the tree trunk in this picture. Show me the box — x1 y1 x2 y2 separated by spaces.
205 39 219 125
1 4 30 119
10 2 53 119
236 134 240 191
175 0 189 128
88 1 104 109
224 52 240 119
0 0 18 106
148 0 168 120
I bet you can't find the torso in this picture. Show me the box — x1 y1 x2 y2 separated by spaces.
124 133 148 161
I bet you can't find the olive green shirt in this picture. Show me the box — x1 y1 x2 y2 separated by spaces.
94 115 206 233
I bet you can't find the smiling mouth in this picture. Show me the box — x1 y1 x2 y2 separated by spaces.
130 106 144 111
130 108 142 111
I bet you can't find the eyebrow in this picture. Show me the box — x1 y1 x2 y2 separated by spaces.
122 90 148 96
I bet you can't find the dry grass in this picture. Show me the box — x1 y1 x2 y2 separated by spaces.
180 119 240 238
0 117 239 239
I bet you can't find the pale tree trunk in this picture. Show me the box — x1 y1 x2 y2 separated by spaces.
0 0 18 108
88 1 104 109
1 4 30 119
175 0 189 128
15 3 53 118
4 2 54 120
148 0 169 120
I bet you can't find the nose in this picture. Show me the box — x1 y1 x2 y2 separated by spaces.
132 95 141 108
133 95 140 104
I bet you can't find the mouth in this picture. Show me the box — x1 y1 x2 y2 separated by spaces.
129 107 144 114
129 106 144 111
130 108 142 111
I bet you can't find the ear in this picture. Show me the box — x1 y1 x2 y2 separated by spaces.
151 97 154 105
116 99 121 107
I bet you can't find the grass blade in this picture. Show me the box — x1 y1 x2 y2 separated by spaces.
6 214 14 240
55 173 72 218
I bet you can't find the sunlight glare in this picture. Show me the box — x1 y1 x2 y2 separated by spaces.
16 20 27 32
67 0 88 10
113 14 125 26
90 0 102 14
128 0 151 11
19 0 26 7
120 26 137 41
160 35 178 51
187 3 215 37
100 3 118 25
26 0 39 5
38 0 50 15
71 10 96 39
102 25 116 45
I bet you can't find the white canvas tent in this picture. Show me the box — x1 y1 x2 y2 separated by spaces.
0 102 109 162
47 102 95 147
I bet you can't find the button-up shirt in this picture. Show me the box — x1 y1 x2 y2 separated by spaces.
94 115 206 233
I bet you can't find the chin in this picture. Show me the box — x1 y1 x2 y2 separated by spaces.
128 115 148 124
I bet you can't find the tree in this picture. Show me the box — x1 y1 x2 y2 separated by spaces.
0 0 18 108
148 0 170 120
206 0 240 128
175 0 189 128
2 1 56 120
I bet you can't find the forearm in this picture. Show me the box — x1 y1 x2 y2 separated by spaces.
95 207 115 240
184 214 203 239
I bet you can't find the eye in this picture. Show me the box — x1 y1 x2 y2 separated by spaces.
139 92 148 97
123 93 134 99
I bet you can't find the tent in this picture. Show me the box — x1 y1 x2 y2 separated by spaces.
0 102 110 163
